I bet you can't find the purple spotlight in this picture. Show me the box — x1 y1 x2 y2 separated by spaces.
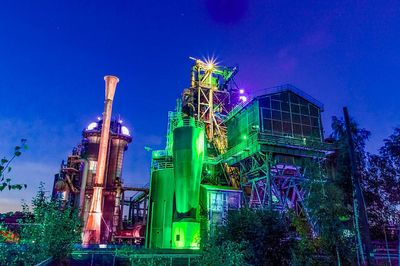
239 89 245 94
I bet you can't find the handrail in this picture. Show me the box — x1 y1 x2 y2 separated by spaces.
224 133 333 161
172 117 204 130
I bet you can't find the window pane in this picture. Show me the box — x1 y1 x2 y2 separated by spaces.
259 97 270 108
302 126 311 136
264 119 272 131
299 97 308 105
281 102 289 111
281 92 289 102
272 110 281 120
291 104 300 113
311 127 320 138
271 94 281 100
282 122 292 134
310 105 319 116
301 105 309 115
311 117 319 127
282 112 291 122
271 100 280 110
290 93 300 104
272 121 282 133
301 115 310 125
292 114 300 123
262 108 271 119
293 124 302 136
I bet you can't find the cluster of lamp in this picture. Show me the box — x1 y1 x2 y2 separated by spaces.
239 89 247 102
86 120 130 136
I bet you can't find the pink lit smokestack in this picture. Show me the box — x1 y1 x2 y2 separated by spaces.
83 75 119 245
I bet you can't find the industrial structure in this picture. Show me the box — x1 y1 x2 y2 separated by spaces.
52 76 148 245
52 58 333 249
145 58 333 250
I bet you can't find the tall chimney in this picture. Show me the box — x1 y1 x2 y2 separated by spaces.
83 75 119 245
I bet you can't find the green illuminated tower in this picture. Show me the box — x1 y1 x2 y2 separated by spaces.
146 58 239 250
147 152 174 248
171 118 205 249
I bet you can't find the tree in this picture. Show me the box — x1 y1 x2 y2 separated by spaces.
0 139 28 191
287 116 369 265
305 176 356 265
216 208 292 266
377 127 400 225
363 128 400 239
289 213 324 266
0 183 82 265
329 116 371 206
198 237 248 266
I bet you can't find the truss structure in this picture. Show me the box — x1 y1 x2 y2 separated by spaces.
182 58 240 187
236 150 331 236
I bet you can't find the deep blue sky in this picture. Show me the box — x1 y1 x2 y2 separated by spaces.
1 1 399 211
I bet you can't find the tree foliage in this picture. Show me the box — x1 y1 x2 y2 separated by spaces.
363 128 400 239
0 183 82 265
329 116 371 206
214 208 292 266
0 139 28 191
305 178 356 265
198 237 248 266
327 116 400 250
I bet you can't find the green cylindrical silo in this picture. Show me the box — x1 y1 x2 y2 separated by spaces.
148 167 174 248
172 120 205 217
171 119 204 249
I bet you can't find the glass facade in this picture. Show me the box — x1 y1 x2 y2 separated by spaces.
259 91 322 140
227 101 259 148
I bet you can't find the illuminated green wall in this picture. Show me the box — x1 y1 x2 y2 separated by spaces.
147 118 205 250
171 221 200 249
148 168 174 248
226 100 259 148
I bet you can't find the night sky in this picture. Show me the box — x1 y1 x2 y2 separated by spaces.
1 1 399 212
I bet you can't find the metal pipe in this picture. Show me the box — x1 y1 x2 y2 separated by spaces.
112 185 122 241
79 159 89 217
344 107 374 266
84 75 119 245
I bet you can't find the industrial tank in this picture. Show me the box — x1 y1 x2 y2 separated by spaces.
148 167 174 248
172 118 205 249
82 118 132 243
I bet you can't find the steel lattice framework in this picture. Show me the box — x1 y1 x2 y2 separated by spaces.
223 87 333 221
182 58 241 187
238 151 310 216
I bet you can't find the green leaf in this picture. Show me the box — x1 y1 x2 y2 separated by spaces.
1 158 8 164
7 167 11 173
15 146 21 151
14 151 22 157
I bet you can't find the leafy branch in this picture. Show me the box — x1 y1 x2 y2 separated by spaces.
0 139 28 191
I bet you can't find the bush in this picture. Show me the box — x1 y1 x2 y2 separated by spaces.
216 208 292 266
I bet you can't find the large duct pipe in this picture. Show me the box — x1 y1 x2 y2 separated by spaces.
83 75 119 245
